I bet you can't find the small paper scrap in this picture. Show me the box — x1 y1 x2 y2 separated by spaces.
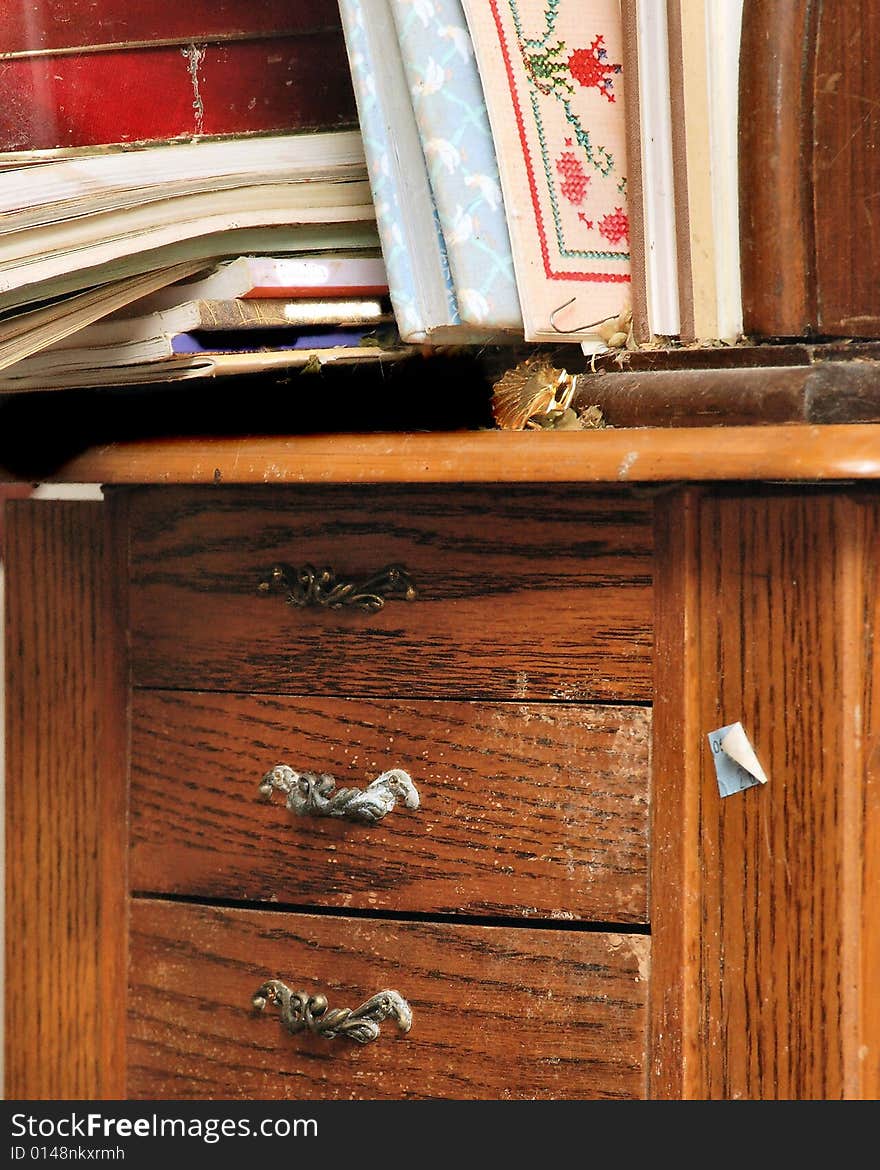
707 722 769 798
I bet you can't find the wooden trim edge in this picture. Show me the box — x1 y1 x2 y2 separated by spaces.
15 425 880 486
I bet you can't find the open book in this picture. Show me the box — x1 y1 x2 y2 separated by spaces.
0 130 374 303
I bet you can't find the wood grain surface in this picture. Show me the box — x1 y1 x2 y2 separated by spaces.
574 362 880 427
813 2 880 334
127 485 654 701
127 900 649 1100
649 488 702 1099
5 499 129 1098
35 426 880 487
861 498 880 1101
738 0 817 338
129 691 650 922
652 487 880 1098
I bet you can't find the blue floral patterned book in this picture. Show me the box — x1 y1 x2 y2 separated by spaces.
337 0 461 342
389 0 523 333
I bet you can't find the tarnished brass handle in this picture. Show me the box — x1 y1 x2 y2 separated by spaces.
257 562 416 612
259 765 420 825
252 980 413 1045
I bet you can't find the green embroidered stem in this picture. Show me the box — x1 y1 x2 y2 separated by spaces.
513 3 622 178
561 98 615 177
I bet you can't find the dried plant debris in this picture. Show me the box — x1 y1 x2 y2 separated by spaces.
595 307 634 351
491 356 576 429
576 403 608 429
491 356 608 431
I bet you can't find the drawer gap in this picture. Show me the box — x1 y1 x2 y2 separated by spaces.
129 889 652 936
131 683 655 708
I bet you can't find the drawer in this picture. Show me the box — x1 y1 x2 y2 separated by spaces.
128 899 650 1100
130 691 651 922
127 485 653 701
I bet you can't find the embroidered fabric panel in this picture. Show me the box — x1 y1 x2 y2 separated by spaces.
463 0 631 344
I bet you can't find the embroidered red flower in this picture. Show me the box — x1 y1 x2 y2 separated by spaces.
598 207 629 245
556 151 590 204
567 35 621 102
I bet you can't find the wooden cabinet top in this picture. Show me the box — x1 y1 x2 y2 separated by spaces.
17 424 880 486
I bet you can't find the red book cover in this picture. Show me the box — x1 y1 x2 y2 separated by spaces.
0 0 328 51
0 1 357 152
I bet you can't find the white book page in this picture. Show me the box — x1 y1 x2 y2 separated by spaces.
641 1 678 339
706 0 744 342
637 0 680 338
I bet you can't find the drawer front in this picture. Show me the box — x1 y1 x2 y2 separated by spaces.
130 691 651 922
127 485 653 701
128 900 650 1100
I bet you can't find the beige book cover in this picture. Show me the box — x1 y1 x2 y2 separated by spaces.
462 0 631 347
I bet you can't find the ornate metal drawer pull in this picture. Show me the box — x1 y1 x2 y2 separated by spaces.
257 562 416 612
260 765 420 825
252 980 413 1045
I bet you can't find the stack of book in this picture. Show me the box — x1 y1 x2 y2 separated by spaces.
0 248 400 392
15 1 867 395
338 0 750 354
623 0 744 347
0 1 408 392
336 0 643 351
338 0 880 357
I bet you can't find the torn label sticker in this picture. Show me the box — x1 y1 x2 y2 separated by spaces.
707 721 769 798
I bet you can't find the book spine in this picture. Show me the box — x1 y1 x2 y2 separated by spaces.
194 298 391 329
631 0 680 340
171 326 373 353
665 0 695 342
239 255 388 299
619 0 650 345
389 0 522 332
668 0 720 343
665 0 743 344
0 33 357 152
705 0 743 343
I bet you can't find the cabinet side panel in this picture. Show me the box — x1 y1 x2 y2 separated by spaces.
5 498 129 1098
701 491 866 1098
653 488 875 1098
